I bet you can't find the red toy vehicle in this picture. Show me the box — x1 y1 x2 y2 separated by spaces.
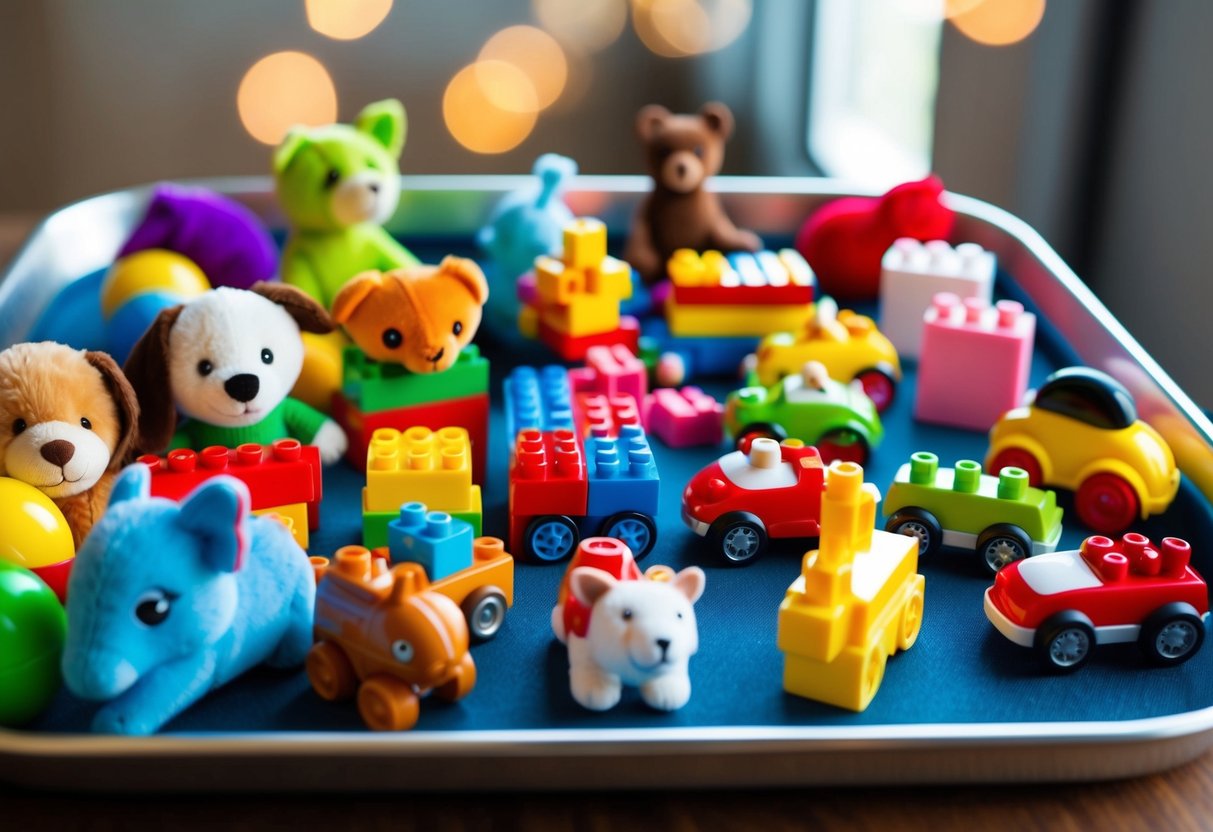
984 533 1209 672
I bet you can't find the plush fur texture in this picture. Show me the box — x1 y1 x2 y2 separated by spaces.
563 566 705 712
623 103 761 283
0 342 139 547
60 464 315 734
332 256 488 374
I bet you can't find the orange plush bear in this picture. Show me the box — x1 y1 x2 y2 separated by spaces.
331 256 489 374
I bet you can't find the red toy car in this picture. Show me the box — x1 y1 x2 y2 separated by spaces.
984 533 1209 672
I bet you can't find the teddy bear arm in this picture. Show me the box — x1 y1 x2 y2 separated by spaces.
705 205 763 253
281 397 334 445
366 225 421 271
91 650 217 735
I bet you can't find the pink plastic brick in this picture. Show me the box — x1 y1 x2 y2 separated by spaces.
646 386 724 448
569 344 648 404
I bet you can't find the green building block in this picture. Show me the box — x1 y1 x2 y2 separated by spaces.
343 344 490 412
363 507 483 549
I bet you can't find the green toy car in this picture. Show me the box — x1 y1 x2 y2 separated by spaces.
883 452 1064 575
725 361 883 466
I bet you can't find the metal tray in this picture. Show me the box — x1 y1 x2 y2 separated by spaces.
4 176 1213 792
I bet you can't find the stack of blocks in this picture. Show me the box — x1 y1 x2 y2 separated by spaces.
577 392 643 439
878 238 996 359
361 426 483 549
914 292 1036 431
385 502 474 582
503 365 577 455
664 248 816 337
569 344 647 404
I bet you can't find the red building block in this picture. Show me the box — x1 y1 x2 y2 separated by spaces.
538 315 640 362
508 429 588 552
569 344 648 404
576 392 643 439
646 386 724 448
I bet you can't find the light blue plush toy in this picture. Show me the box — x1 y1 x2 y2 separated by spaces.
60 464 315 735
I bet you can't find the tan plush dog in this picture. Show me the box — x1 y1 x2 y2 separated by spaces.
332 256 489 374
0 342 140 547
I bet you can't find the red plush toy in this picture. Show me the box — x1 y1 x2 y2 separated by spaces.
794 176 956 301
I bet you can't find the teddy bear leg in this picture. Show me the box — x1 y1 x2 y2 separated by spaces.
291 330 347 413
640 668 692 712
91 652 215 735
567 636 622 711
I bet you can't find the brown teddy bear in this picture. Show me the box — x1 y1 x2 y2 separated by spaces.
332 256 489 374
623 102 762 284
0 342 140 547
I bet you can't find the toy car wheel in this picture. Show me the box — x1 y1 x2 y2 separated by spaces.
886 509 942 558
988 448 1043 487
860 644 888 709
816 429 869 466
855 367 897 413
357 674 421 731
434 652 478 702
897 586 925 651
735 422 787 453
1075 473 1139 535
600 511 658 559
1139 603 1206 667
306 641 357 701
525 515 580 563
1035 611 1096 672
976 524 1033 575
709 512 769 565
462 587 508 642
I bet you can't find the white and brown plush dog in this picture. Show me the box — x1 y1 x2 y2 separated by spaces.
0 342 140 546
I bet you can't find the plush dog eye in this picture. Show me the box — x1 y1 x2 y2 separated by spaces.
391 639 415 663
261 348 274 365
197 359 214 377
80 417 92 430
622 609 633 621
134 589 176 627
323 169 340 189
452 321 463 337
382 328 403 349
676 611 684 619
11 418 26 435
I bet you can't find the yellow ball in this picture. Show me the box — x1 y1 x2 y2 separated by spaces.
0 478 75 570
101 249 210 319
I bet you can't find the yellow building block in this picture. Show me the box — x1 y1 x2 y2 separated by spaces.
537 256 632 308
362 483 482 523
538 294 622 337
254 502 309 549
668 249 732 287
518 304 539 338
665 296 814 337
563 218 608 270
365 426 474 513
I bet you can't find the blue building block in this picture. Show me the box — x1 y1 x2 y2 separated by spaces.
503 364 576 445
386 502 474 581
586 425 660 519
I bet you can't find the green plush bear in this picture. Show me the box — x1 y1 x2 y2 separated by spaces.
273 99 420 309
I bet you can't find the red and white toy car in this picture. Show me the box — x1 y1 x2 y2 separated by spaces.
984 533 1209 672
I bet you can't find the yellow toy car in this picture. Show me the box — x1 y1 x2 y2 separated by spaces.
986 367 1179 536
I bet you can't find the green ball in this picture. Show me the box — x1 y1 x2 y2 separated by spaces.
0 562 66 726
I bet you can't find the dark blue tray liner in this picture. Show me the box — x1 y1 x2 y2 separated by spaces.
28 245 1213 735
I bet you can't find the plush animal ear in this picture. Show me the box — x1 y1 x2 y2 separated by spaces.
355 99 407 159
84 350 141 466
699 102 734 140
438 256 489 305
250 281 335 334
273 127 311 174
570 567 618 608
108 462 151 507
331 271 387 324
177 476 251 574
123 305 183 456
670 566 706 605
636 105 671 142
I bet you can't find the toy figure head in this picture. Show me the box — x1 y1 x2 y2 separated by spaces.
273 99 407 233
636 103 734 195
0 342 139 500
477 153 578 282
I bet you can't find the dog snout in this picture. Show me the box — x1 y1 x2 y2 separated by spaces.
224 374 260 403
40 439 76 467
426 347 446 364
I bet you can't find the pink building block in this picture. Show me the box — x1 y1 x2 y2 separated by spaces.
569 344 648 404
646 387 724 448
914 293 1036 431
577 392 643 439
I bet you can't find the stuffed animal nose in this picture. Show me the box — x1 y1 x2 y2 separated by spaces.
224 374 260 403
676 162 687 178
426 347 445 364
40 439 76 467
656 638 671 657
368 182 379 194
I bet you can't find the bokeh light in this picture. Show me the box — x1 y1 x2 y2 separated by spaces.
950 0 1046 46
237 51 338 145
305 0 393 40
444 62 538 154
632 0 752 58
533 0 628 54
943 0 986 16
479 25 568 110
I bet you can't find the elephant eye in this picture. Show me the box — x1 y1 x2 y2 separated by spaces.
135 589 178 627
323 169 341 189
452 321 463 337
383 329 403 349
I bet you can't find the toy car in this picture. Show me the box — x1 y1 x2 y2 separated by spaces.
883 452 1064 574
986 367 1180 535
746 297 902 412
984 533 1209 672
725 361 883 466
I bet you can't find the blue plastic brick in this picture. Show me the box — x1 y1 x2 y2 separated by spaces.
503 365 575 445
639 317 756 378
585 425 660 518
386 502 474 581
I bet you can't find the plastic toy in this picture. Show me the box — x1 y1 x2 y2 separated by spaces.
646 386 724 448
914 293 1036 432
878 238 995 359
577 392 643 439
504 364 577 446
726 361 883 466
569 344 648 405
778 460 925 712
309 547 475 731
795 175 956 300
747 297 902 413
124 283 348 464
623 103 761 283
342 342 489 412
639 317 756 386
0 563 67 727
883 452 1063 574
667 248 815 307
986 367 1180 535
682 438 832 565
0 342 141 549
101 249 212 363
551 537 705 712
61 464 315 734
332 256 489 374
0 477 76 602
984 533 1208 672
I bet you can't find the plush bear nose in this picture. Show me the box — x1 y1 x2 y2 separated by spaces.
224 374 260 403
676 162 687 178
656 638 671 656
40 439 76 467
368 182 379 194
426 347 445 364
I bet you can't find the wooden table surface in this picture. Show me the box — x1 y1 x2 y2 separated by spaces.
3 213 1212 831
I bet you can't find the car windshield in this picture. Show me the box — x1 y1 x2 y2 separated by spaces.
1034 370 1137 430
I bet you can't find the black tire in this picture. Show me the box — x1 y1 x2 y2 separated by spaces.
1035 611 1096 673
523 515 580 563
976 523 1033 576
598 511 658 559
461 587 508 642
735 422 787 452
886 508 942 558
708 512 769 566
1139 603 1206 667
